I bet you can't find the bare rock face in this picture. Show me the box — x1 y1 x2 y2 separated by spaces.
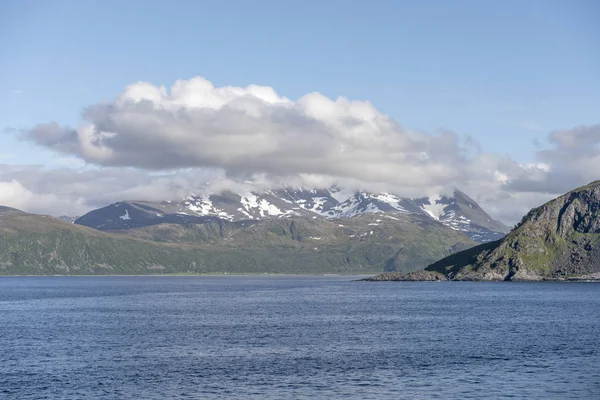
556 190 600 236
368 180 600 281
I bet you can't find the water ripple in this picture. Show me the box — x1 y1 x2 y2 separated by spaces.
0 276 599 399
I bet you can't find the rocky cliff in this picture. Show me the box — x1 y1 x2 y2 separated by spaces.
366 180 600 281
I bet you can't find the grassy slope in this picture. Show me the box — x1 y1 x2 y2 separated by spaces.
0 208 474 275
423 181 600 280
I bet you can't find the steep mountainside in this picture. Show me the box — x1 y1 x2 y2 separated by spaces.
368 180 600 281
412 190 509 242
0 206 474 275
75 187 508 243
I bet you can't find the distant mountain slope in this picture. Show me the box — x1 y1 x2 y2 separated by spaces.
0 206 474 275
412 190 509 242
368 180 600 281
75 187 508 243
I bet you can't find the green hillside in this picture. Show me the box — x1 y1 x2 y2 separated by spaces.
0 206 474 275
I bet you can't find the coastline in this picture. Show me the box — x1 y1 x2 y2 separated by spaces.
0 272 379 278
360 271 600 283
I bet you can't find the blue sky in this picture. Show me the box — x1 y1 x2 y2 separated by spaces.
2 0 598 164
0 0 599 221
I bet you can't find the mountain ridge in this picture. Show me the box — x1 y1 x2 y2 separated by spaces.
0 205 475 275
366 180 600 281
75 187 508 243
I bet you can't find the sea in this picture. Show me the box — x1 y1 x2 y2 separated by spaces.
0 276 599 399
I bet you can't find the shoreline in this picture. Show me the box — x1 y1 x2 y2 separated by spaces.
361 279 600 283
0 273 378 278
360 277 600 283
1 273 598 282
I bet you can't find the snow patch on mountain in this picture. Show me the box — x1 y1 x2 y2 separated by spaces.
329 187 356 203
79 186 508 244
328 196 361 217
183 194 235 220
371 193 408 213
258 199 284 217
326 192 409 218
240 193 284 217
240 193 259 211
186 195 217 215
297 196 329 214
420 194 446 220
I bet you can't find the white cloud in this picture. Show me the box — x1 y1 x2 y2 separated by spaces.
11 76 600 224
0 165 220 217
22 76 474 197
0 179 86 216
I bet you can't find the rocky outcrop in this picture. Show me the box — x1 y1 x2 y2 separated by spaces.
368 180 600 281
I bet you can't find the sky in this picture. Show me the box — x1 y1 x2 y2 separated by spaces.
0 0 599 223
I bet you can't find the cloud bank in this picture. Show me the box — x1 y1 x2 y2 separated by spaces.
8 76 600 223
0 165 218 217
22 77 478 194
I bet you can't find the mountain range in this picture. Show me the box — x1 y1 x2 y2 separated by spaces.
74 187 509 243
0 205 475 275
9 180 600 280
0 186 512 275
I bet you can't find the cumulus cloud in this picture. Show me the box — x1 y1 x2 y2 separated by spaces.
21 77 480 197
503 125 600 195
12 77 600 224
0 179 85 216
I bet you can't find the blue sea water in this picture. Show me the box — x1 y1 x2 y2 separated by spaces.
0 276 599 399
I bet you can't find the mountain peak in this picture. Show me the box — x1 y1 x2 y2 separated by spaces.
74 186 508 243
419 180 600 281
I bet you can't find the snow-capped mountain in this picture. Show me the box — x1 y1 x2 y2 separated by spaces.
182 188 418 220
75 187 509 243
412 190 509 242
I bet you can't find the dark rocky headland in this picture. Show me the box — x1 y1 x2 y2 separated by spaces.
365 180 600 282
